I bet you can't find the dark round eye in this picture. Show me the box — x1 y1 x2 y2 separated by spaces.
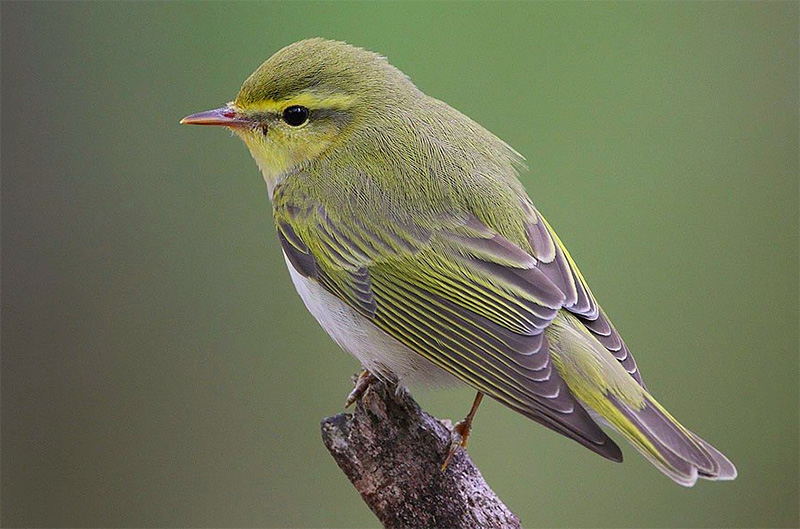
282 105 309 127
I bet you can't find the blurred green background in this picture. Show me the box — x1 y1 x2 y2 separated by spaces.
2 2 797 527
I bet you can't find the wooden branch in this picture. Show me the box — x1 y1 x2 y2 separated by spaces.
320 380 521 529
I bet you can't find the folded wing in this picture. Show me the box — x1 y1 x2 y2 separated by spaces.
274 193 622 461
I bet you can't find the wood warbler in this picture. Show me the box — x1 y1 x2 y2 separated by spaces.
181 38 736 486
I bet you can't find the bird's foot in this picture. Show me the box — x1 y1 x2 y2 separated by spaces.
345 369 376 408
442 418 473 470
441 392 484 471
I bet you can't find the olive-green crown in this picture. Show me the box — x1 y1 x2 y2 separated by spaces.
235 38 415 107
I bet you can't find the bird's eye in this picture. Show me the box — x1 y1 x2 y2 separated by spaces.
282 105 309 127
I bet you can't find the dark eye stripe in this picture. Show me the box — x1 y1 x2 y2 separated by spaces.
310 108 352 127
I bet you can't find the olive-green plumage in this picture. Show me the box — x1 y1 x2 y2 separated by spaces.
182 38 736 486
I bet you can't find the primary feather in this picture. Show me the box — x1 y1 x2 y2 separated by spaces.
228 38 735 485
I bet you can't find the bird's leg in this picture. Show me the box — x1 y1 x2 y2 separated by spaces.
442 391 485 471
345 369 377 408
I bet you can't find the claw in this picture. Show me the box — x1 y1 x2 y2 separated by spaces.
441 419 470 470
441 392 484 471
345 369 376 408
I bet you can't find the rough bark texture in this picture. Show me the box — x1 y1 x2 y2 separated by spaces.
320 380 521 529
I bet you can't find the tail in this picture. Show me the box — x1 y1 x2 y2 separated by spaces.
548 312 737 486
603 392 737 486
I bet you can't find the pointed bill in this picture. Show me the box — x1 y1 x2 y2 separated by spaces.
180 106 249 127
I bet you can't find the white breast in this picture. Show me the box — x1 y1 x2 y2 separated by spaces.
283 253 459 388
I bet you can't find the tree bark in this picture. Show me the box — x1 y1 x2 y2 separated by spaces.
320 380 521 529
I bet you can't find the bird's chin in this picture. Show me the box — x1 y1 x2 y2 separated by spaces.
238 136 292 199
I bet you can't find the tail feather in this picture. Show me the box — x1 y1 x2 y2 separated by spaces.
547 312 736 486
690 432 738 480
608 393 737 486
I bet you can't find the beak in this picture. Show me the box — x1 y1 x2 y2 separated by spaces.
180 106 249 127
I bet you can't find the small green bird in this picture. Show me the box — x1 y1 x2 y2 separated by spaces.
182 38 736 486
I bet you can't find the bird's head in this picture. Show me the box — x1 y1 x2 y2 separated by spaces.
181 38 415 194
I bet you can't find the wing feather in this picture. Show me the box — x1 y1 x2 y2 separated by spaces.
523 201 644 385
275 196 622 460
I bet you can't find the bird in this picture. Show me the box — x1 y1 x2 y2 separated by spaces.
181 38 736 486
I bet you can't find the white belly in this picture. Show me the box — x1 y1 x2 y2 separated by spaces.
283 254 459 387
